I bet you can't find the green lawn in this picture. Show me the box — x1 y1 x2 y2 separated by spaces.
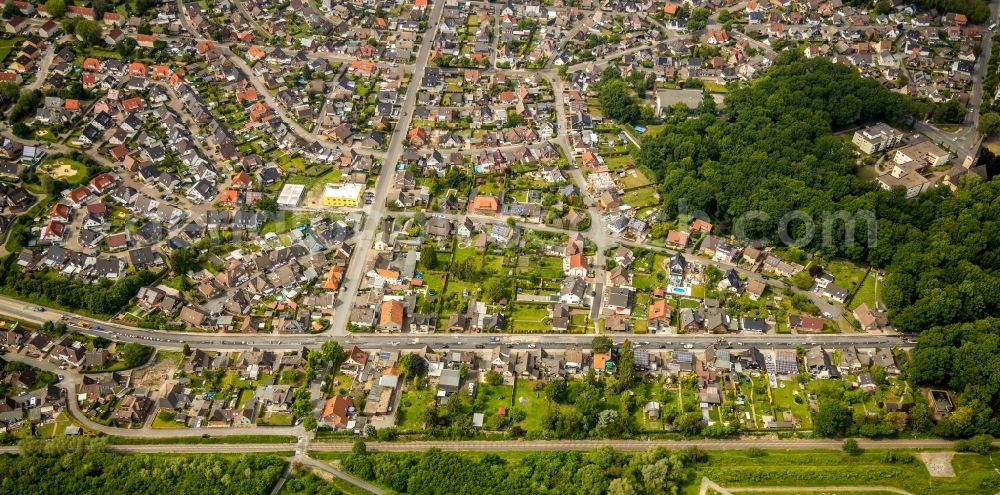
35 412 72 438
679 298 701 309
632 272 663 291
620 169 653 189
151 410 185 428
702 81 729 93
106 435 297 445
481 254 504 275
397 387 435 432
285 167 342 188
603 154 633 171
473 382 515 427
849 271 878 310
518 255 564 280
261 211 313 234
509 303 550 332
511 378 548 432
621 186 661 208
452 246 480 266
420 272 445 292
155 350 184 366
258 412 294 426
826 259 869 294
0 37 19 63
768 380 812 429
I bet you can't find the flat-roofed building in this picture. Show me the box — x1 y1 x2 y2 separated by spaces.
852 123 904 154
323 182 363 207
276 183 306 207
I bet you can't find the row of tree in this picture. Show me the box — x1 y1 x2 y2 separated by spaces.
343 445 697 495
5 438 287 494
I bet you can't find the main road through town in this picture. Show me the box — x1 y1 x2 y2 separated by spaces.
0 293 906 353
0 437 991 455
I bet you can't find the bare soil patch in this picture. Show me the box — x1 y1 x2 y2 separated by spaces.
916 451 956 477
132 357 177 388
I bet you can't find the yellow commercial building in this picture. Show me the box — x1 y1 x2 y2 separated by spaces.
323 183 364 207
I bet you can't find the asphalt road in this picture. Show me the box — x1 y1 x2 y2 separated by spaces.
2 351 305 438
911 0 999 162
2 437 990 455
326 0 446 337
0 293 905 353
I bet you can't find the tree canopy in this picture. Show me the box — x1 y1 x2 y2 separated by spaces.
342 447 693 495
5 439 286 495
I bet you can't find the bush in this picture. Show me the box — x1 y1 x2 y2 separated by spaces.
955 434 994 454
842 438 862 455
881 451 914 464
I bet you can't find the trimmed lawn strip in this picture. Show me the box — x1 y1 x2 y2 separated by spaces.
106 434 298 445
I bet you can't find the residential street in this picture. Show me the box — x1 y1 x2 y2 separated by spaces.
327 0 446 336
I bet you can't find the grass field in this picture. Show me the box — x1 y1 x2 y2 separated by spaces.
620 169 653 189
849 271 878 310
767 380 812 429
509 303 550 332
518 255 564 280
40 158 89 185
621 186 661 208
511 378 548 431
686 449 1000 495
826 259 869 294
35 412 72 438
397 387 434 431
473 382 515 428
316 448 999 495
258 412 294 426
0 37 21 63
261 211 313 234
151 410 185 429
285 167 342 188
106 435 297 445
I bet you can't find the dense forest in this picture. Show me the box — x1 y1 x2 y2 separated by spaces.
2 438 286 494
635 54 1000 333
279 469 348 495
342 444 695 495
0 255 157 316
916 0 992 23
909 318 1000 437
636 53 914 259
631 53 1000 436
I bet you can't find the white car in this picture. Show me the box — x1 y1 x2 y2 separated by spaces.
527 343 537 349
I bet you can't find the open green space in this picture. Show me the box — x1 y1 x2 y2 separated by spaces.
825 259 869 294
328 447 1000 495
39 157 89 185
6 439 289 494
849 271 878 310
621 186 660 208
105 435 297 445
687 449 999 495
508 303 550 332
0 39 18 63
397 387 434 432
